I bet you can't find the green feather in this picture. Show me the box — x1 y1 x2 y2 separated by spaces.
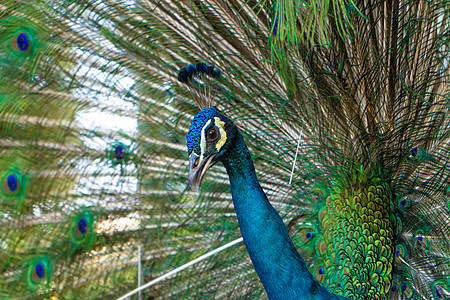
25 255 52 291
66 210 97 253
0 162 28 210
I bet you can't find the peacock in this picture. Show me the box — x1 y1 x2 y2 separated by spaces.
0 0 449 299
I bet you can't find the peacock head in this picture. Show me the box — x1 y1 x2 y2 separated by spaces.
187 107 237 191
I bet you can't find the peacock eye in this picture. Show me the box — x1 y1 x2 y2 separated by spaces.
206 127 218 141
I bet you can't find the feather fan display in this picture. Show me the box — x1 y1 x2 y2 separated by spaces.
0 0 449 299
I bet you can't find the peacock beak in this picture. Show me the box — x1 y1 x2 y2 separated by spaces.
189 152 216 192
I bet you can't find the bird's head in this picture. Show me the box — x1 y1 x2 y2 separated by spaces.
187 107 237 192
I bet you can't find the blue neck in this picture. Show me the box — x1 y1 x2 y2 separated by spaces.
222 132 345 300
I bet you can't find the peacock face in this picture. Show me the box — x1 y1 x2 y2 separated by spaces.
187 107 234 191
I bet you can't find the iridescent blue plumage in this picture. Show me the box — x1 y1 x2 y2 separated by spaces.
16 33 30 52
35 263 45 280
25 256 52 290
1 171 23 199
77 218 88 235
6 174 18 192
10 31 32 54
69 210 95 249
187 108 347 299
114 145 124 161
178 63 221 83
187 107 223 155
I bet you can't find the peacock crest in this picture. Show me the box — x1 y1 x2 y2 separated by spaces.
178 63 222 109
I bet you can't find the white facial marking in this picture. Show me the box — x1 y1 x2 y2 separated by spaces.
200 119 212 160
214 117 227 152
